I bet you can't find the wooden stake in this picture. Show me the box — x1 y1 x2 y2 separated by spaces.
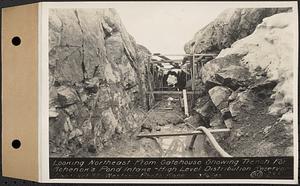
152 53 217 57
146 56 154 109
192 54 195 91
137 128 230 138
183 89 189 117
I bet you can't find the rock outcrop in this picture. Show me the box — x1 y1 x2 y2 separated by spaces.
49 8 151 157
188 9 294 156
184 8 291 54
218 12 294 120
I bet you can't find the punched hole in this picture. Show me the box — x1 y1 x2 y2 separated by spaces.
12 139 21 149
11 36 21 46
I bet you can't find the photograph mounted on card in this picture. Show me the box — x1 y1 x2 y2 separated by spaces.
1 1 298 184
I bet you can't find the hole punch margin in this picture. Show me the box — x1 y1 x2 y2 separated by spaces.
11 139 21 149
11 36 21 46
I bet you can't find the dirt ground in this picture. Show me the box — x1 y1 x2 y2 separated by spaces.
220 93 293 157
96 95 211 157
71 91 292 158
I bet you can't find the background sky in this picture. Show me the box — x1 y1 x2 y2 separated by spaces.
115 3 226 55
49 1 292 55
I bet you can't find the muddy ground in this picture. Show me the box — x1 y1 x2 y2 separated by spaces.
220 93 293 157
94 95 218 157
52 91 292 158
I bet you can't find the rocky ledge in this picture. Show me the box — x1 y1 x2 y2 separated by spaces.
49 8 151 157
187 9 294 156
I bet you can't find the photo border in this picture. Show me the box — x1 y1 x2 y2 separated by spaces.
39 1 299 184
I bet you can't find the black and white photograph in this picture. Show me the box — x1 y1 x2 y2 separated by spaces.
46 1 298 182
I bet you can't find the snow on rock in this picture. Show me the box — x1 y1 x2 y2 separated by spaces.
218 12 295 118
188 8 294 157
184 8 291 54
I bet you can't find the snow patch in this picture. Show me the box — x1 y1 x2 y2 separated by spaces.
218 13 295 119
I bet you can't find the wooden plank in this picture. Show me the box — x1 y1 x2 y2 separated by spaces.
192 55 195 91
147 56 154 108
150 59 183 64
152 53 218 57
156 55 170 60
150 56 217 64
137 129 230 138
146 91 201 95
183 89 189 116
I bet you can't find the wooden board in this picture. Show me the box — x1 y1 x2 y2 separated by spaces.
137 128 230 138
146 91 201 95
183 89 189 116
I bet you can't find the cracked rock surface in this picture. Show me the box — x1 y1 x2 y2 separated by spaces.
190 9 293 156
49 8 151 157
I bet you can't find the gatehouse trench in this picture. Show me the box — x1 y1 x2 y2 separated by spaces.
49 8 294 158
95 53 232 158
97 93 224 157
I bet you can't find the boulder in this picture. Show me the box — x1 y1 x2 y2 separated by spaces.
228 90 255 117
49 86 58 107
209 113 224 127
229 102 239 117
205 79 222 90
201 55 252 90
215 65 252 90
57 86 79 107
224 118 233 129
250 80 278 93
208 86 232 110
220 107 232 120
228 91 238 102
194 95 218 122
201 54 244 88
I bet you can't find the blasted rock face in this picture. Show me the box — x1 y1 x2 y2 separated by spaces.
49 8 151 157
184 8 291 54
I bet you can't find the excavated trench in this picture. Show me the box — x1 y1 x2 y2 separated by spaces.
95 93 225 157
92 54 231 158
49 8 294 158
